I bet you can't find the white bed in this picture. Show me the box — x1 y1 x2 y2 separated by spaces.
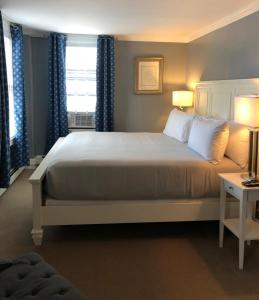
45 132 240 201
29 78 259 245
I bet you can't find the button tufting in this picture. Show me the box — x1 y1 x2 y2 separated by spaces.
31 289 40 296
59 288 68 295
0 254 85 300
43 272 53 278
18 273 27 280
5 290 12 297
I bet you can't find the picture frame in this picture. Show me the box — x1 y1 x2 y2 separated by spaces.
135 56 164 94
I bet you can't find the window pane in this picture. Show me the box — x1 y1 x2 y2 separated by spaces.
66 44 97 128
66 46 96 113
4 36 16 139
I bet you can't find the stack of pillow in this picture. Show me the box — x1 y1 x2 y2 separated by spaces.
163 109 249 168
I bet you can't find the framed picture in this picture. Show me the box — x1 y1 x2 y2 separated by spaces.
135 56 164 94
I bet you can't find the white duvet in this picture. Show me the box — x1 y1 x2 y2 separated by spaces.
45 132 241 200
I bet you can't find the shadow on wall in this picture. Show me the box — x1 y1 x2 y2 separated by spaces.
24 36 49 158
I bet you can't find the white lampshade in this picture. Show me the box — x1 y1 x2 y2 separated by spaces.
172 91 193 107
234 96 259 128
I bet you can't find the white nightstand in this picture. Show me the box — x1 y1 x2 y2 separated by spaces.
219 173 259 270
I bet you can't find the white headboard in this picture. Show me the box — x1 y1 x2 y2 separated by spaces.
195 78 259 120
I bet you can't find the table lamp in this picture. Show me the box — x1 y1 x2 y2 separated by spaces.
172 91 193 110
234 95 259 182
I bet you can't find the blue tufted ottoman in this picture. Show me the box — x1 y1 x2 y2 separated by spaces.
0 253 86 300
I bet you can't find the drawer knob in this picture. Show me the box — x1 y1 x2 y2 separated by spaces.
228 186 233 190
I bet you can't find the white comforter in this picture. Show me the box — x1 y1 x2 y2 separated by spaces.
45 132 241 200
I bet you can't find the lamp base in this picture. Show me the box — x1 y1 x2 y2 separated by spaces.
240 172 259 181
240 128 259 185
242 178 259 187
241 173 254 181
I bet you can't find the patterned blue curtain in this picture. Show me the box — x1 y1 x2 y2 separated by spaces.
0 12 11 188
10 24 29 168
95 35 115 131
47 33 68 151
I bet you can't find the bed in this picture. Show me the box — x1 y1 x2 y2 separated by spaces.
29 78 259 245
45 132 240 202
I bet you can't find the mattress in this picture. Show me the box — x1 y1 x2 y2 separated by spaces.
44 132 241 200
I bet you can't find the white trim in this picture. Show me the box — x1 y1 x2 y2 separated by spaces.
29 158 37 167
2 17 11 38
10 167 25 184
10 137 14 146
0 167 25 197
30 155 44 167
187 0 259 42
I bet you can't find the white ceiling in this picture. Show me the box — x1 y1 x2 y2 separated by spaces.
0 0 258 42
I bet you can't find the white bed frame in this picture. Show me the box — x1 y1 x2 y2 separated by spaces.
29 78 259 245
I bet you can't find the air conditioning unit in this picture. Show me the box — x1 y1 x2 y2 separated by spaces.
68 112 95 128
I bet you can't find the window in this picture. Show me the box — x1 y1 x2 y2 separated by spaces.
3 19 15 140
66 35 97 128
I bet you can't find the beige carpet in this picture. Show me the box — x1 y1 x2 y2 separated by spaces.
1 170 259 300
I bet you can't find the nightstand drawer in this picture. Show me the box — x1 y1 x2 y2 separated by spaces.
224 181 242 199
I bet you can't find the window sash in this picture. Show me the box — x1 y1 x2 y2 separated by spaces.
66 35 97 128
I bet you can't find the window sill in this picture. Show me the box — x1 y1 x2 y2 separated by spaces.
69 127 95 130
69 127 96 133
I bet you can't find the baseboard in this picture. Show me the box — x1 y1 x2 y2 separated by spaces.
29 155 44 167
0 167 25 197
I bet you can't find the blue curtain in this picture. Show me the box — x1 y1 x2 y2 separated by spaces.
95 35 115 131
10 24 29 168
0 12 11 188
47 33 68 151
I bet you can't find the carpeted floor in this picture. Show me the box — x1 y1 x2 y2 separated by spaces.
1 170 259 300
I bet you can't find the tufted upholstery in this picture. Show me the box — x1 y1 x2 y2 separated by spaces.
0 253 86 300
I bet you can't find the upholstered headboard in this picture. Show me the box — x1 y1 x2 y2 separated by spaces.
194 78 259 120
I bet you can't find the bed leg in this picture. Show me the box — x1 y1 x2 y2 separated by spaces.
31 182 43 246
31 229 43 246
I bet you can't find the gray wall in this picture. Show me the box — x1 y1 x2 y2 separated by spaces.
187 11 259 87
115 41 187 132
24 36 48 157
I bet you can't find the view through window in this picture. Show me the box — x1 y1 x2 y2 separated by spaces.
66 36 97 128
3 21 15 140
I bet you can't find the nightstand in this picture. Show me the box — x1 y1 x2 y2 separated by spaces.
219 173 259 270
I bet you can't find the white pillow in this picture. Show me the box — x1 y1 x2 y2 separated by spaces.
225 121 249 168
163 109 195 142
188 116 229 163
